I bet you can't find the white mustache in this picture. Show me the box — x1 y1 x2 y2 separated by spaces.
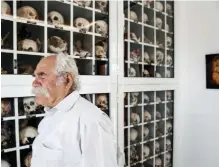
32 87 49 97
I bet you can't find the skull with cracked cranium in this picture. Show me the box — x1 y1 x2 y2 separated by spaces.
18 39 41 52
17 6 39 20
95 94 108 111
20 126 38 145
74 18 91 33
48 11 64 25
48 36 67 53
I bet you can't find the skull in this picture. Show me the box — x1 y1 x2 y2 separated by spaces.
130 32 140 42
167 36 172 48
166 106 171 117
20 126 38 145
1 100 11 117
166 69 171 78
95 45 106 58
48 36 67 53
1 1 11 15
73 40 91 58
143 126 149 138
1 127 10 148
143 70 150 77
166 152 172 165
144 52 150 64
95 94 108 111
166 122 173 133
130 128 138 142
143 93 150 103
19 64 34 75
131 112 140 125
23 97 38 114
1 160 11 167
73 0 91 7
18 39 41 52
130 49 140 63
155 157 162 167
129 67 136 77
156 72 162 78
155 141 160 153
155 2 164 12
166 91 172 101
144 110 151 121
95 20 108 36
17 6 39 20
142 13 148 24
156 97 161 103
130 92 139 105
48 11 64 25
74 18 90 33
24 151 32 167
166 3 173 15
167 55 173 66
166 139 172 150
156 111 162 119
166 23 170 32
130 146 139 163
156 17 162 29
156 50 164 65
96 0 108 12
129 11 138 22
143 145 150 158
143 0 153 7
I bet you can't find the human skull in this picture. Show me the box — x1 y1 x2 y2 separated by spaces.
129 67 136 77
20 126 38 145
130 92 139 105
144 111 151 121
166 69 171 78
130 49 140 62
130 32 140 42
156 97 161 103
167 55 173 66
166 91 172 101
143 145 150 158
167 36 172 48
48 36 67 53
142 13 148 24
156 111 162 119
19 64 34 75
155 141 160 153
166 3 173 15
95 94 108 111
156 18 162 29
96 0 108 12
95 20 108 36
73 0 91 7
155 2 163 12
17 6 39 20
166 23 170 32
156 50 164 65
166 122 173 133
144 52 150 64
1 160 11 167
95 45 106 58
73 40 91 58
166 139 172 150
74 18 90 33
131 112 140 124
143 93 150 103
166 152 172 165
1 100 11 117
48 11 64 25
1 1 11 15
130 128 138 142
129 11 138 22
156 72 162 78
1 127 10 148
23 97 38 114
143 0 153 7
24 151 32 167
130 146 139 163
18 39 41 52
166 106 171 116
143 126 149 138
155 157 162 167
143 70 150 77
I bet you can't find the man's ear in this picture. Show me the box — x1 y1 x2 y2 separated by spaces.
65 73 74 90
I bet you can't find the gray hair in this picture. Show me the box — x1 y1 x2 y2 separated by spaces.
54 53 80 91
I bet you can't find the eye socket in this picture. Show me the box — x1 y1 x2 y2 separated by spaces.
29 12 34 16
30 101 35 106
54 16 58 20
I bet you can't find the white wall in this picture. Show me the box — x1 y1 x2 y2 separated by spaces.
175 1 219 167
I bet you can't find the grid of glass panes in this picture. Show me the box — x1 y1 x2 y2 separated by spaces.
123 0 174 78
124 90 174 167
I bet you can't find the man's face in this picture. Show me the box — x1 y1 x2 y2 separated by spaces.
32 56 66 107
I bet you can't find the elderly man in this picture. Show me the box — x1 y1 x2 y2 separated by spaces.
30 53 118 167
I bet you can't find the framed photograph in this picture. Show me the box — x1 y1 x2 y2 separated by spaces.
206 54 219 89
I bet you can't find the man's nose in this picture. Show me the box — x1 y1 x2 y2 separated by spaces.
32 78 41 87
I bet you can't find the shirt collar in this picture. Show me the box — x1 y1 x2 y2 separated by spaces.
44 90 80 115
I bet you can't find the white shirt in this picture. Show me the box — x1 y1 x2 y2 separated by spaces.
31 90 118 167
